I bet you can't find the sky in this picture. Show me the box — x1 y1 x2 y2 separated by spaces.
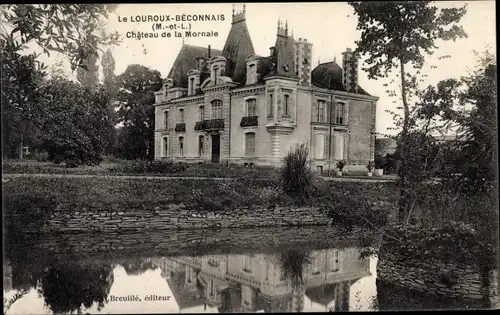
12 2 498 136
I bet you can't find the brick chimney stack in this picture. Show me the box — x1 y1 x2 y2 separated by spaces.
341 48 359 93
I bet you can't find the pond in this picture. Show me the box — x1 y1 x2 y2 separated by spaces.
3 227 486 314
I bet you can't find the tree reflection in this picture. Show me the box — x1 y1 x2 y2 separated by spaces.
122 258 158 276
278 249 311 289
39 260 114 314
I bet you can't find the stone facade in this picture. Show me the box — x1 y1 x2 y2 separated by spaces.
153 6 379 173
377 251 499 305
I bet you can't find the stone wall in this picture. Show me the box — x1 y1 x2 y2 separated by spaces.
377 251 499 305
12 205 329 234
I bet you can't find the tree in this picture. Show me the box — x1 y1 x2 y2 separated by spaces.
349 1 468 220
76 48 99 87
115 65 163 160
0 37 46 159
0 4 119 70
101 48 119 155
37 77 113 167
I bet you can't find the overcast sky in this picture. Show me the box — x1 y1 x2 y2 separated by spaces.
31 2 497 135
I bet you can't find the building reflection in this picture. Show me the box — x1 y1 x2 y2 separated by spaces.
151 247 371 312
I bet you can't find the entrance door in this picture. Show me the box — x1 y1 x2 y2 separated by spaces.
211 134 220 163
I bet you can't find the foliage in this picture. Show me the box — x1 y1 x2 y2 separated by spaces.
39 260 114 313
349 1 467 135
336 159 346 171
382 221 496 269
278 249 311 289
35 77 113 167
0 4 120 70
279 144 315 205
0 37 46 159
76 45 99 87
108 159 189 174
366 161 374 172
115 64 163 160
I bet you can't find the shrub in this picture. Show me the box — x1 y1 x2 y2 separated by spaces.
366 161 375 172
279 144 314 205
336 159 347 171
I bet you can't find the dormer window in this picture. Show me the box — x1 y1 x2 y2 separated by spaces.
213 66 219 84
189 78 195 94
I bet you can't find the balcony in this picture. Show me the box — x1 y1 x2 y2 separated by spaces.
240 116 258 128
175 123 186 132
193 119 224 131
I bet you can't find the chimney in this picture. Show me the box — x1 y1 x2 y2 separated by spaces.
342 48 359 93
269 46 275 57
293 37 313 86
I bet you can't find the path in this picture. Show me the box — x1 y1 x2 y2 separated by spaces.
2 173 398 183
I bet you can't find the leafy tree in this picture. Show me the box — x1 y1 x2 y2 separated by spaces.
0 37 46 159
349 1 468 220
37 77 113 167
115 65 163 160
0 4 119 70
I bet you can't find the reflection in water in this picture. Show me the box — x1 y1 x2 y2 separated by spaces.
3 245 373 314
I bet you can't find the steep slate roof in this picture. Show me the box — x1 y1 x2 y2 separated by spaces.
221 18 255 84
273 34 298 79
167 44 222 88
311 61 370 96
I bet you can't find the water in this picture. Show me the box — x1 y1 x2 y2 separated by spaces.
3 227 485 314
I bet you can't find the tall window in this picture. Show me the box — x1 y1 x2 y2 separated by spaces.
178 136 184 157
198 135 204 157
211 100 223 119
317 100 326 122
179 108 185 123
284 95 290 116
189 77 195 95
246 99 257 116
245 133 256 157
164 111 169 129
242 255 252 273
335 102 345 124
330 249 340 272
163 137 168 157
213 66 219 84
334 134 345 160
199 106 205 121
267 94 273 118
315 133 326 160
311 253 321 275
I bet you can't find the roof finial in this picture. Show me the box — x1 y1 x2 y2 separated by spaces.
334 54 336 62
232 4 235 16
318 57 320 65
243 3 246 12
285 20 288 35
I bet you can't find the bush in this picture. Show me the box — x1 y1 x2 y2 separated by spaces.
336 159 347 171
279 144 315 205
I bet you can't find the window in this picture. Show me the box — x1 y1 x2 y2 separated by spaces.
245 133 256 157
333 134 344 160
198 135 204 157
179 108 185 123
312 253 321 275
315 133 326 160
210 280 214 296
163 137 168 157
164 111 169 129
187 266 192 284
317 100 326 122
247 63 257 84
213 66 219 84
330 249 340 272
284 95 290 116
211 100 223 119
265 260 270 281
335 102 345 124
178 136 184 157
267 94 273 118
242 255 252 273
246 99 257 116
189 77 195 95
199 106 205 121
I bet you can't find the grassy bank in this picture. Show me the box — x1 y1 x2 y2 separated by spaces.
2 160 280 178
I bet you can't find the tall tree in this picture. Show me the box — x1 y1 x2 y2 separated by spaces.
101 48 119 154
349 1 468 220
115 64 162 160
76 50 99 87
